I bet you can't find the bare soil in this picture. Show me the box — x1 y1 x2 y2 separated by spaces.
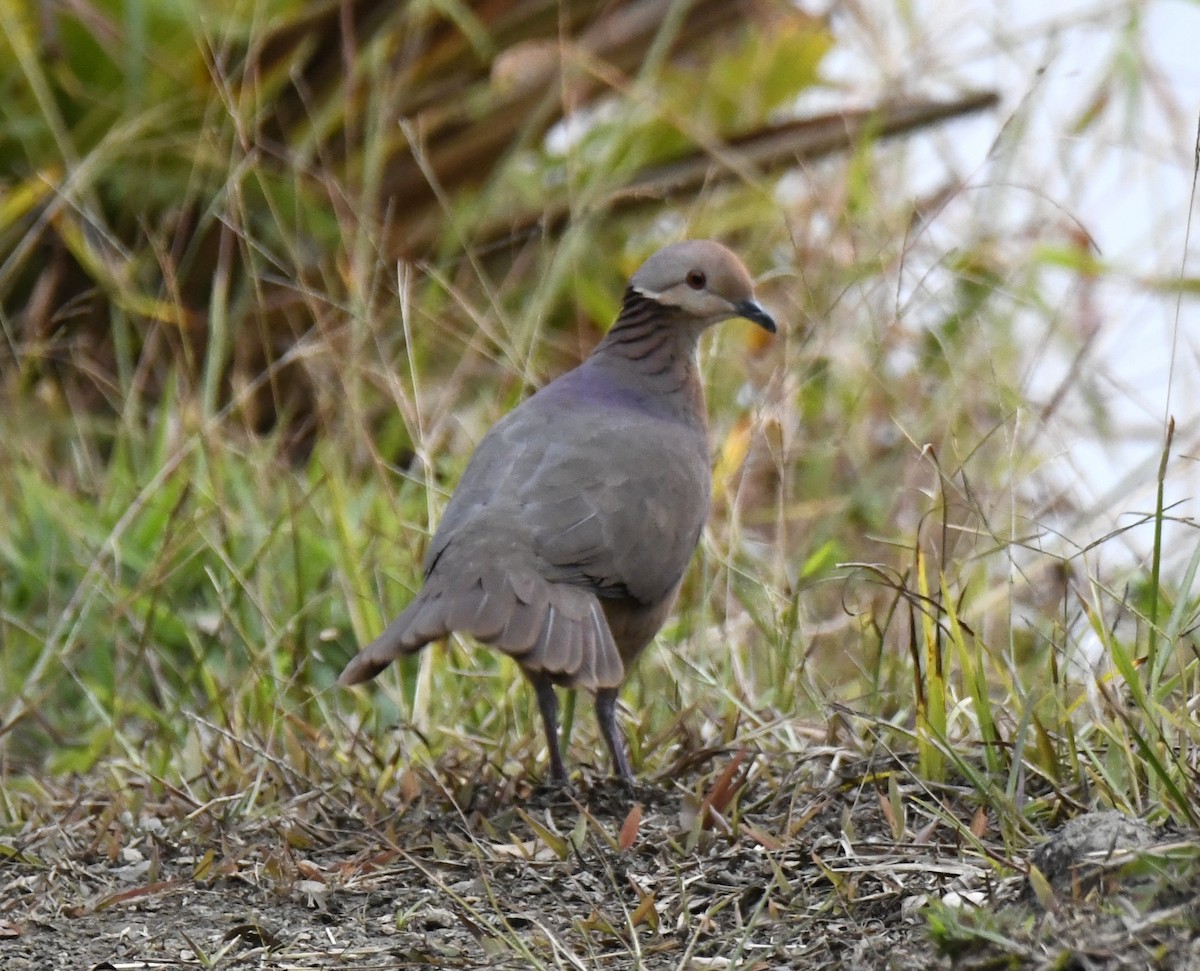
3 750 1198 970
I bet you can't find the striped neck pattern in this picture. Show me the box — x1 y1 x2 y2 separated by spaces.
590 288 706 419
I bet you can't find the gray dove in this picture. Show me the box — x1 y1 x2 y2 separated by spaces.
339 239 776 783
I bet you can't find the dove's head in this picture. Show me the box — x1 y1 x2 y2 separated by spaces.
628 240 776 333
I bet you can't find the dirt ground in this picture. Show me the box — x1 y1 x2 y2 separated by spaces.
4 750 1198 970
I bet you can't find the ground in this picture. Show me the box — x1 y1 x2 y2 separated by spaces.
4 749 1199 970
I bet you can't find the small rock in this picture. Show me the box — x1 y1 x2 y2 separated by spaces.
1028 810 1158 901
421 907 457 930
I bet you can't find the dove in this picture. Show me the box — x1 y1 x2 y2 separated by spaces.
340 240 775 783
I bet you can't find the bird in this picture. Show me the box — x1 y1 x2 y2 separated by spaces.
339 239 776 784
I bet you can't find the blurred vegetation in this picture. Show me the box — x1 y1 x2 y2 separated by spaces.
1 0 1197 846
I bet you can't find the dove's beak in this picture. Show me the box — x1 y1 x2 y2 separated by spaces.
735 299 777 334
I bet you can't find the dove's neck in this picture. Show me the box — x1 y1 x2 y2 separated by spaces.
590 289 706 421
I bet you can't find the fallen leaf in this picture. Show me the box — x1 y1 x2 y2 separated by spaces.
618 803 643 852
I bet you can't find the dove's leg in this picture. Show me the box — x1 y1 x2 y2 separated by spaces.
532 674 569 785
595 687 634 782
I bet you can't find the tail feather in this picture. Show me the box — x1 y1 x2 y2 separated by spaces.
491 597 546 654
444 575 507 641
338 597 435 686
339 564 625 691
550 603 584 676
592 607 626 687
522 602 557 670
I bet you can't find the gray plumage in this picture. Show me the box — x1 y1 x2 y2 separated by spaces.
339 239 776 783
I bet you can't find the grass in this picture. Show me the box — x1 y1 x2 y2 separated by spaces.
2 0 1200 967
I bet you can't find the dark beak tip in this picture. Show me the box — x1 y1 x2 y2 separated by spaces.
737 300 777 334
